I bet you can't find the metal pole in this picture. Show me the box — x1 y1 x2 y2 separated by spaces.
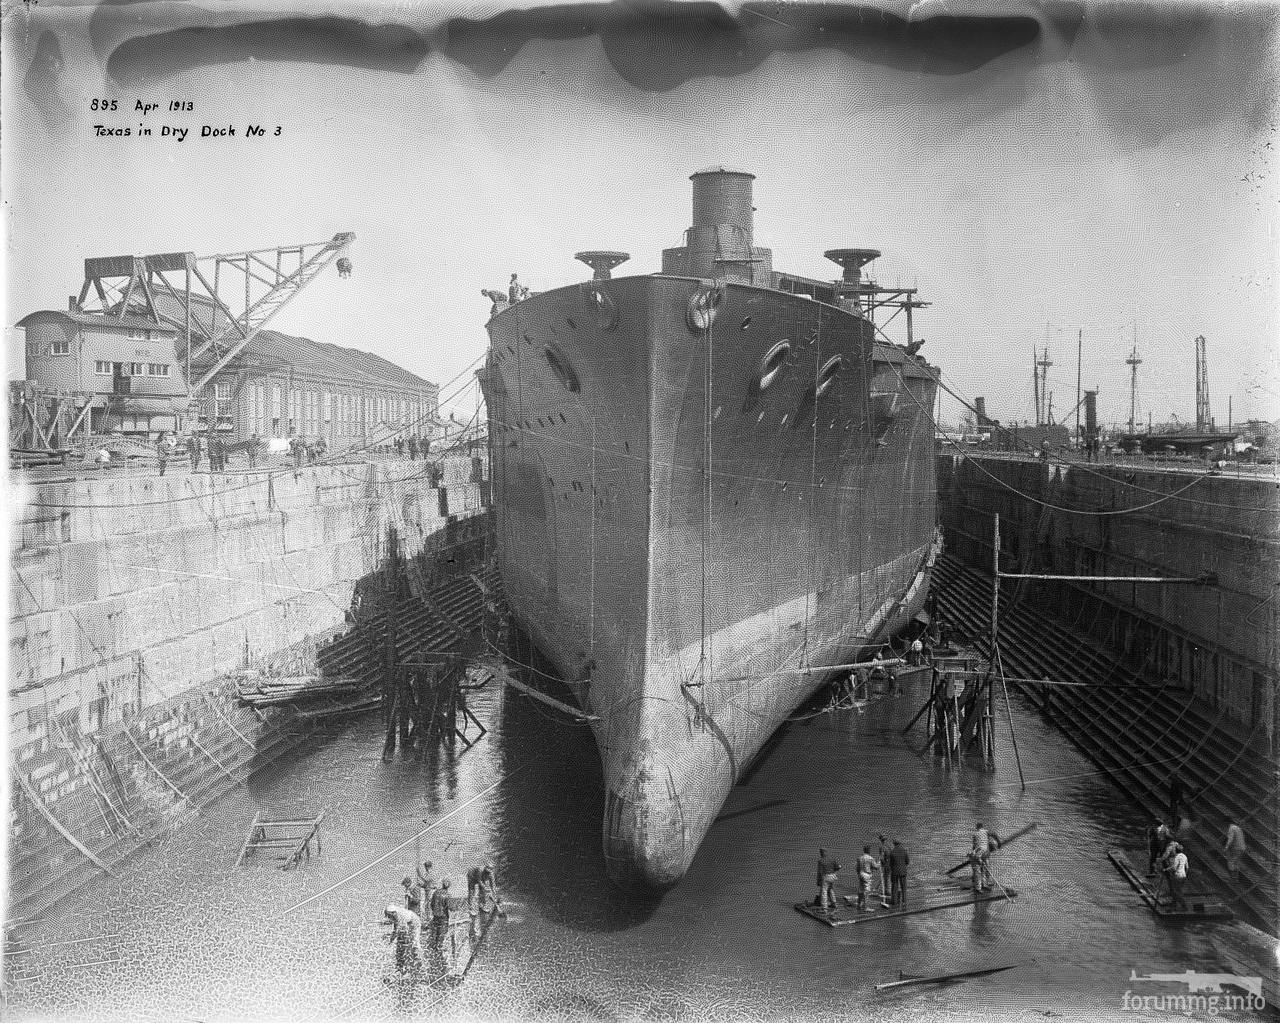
1075 329 1082 449
992 514 1026 788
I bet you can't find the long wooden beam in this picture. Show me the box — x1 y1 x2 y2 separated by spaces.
13 768 114 874
495 668 599 721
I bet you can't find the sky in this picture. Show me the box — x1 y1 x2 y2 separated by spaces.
3 0 1277 429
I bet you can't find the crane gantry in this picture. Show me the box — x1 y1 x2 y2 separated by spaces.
74 232 355 397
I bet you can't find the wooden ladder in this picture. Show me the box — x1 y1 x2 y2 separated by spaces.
235 811 325 869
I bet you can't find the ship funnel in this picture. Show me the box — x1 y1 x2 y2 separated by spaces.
662 167 771 284
690 167 755 243
575 250 630 281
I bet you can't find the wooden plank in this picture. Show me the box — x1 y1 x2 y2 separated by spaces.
795 888 1017 927
875 960 1027 992
13 769 113 875
121 725 188 800
1107 849 1233 921
235 812 261 866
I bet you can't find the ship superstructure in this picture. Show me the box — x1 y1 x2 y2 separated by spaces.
480 168 939 888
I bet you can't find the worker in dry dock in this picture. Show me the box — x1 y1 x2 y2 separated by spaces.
429 879 452 949
888 840 910 907
815 848 841 914
383 904 422 976
876 833 893 907
479 862 500 914
970 823 993 892
855 846 879 911
1223 821 1246 880
154 436 169 477
1147 818 1171 875
1167 844 1189 910
417 859 439 904
401 876 422 914
508 273 521 303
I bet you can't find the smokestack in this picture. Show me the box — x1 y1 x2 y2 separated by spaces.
975 397 988 426
1084 390 1098 435
662 167 770 284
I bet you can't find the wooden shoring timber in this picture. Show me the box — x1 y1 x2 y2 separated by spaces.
121 723 188 801
496 668 600 722
187 731 240 784
13 768 114 875
205 692 255 748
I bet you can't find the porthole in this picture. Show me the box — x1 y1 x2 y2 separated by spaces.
757 341 791 390
584 287 619 331
815 356 845 397
687 286 723 332
740 316 752 330
544 344 581 393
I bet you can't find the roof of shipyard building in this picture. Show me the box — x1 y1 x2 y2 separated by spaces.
240 329 436 392
16 309 179 333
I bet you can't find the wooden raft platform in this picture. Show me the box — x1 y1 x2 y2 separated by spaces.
236 812 325 869
794 886 1017 927
1107 849 1233 922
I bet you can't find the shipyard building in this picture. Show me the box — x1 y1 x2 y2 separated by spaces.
12 234 439 455
18 301 437 448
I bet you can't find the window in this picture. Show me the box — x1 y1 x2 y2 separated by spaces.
128 328 151 341
94 360 112 375
50 341 71 357
123 361 144 376
271 385 282 419
148 363 170 377
214 381 232 400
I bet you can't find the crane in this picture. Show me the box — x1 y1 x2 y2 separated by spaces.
75 233 354 397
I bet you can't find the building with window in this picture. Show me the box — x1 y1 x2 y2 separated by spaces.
16 299 439 447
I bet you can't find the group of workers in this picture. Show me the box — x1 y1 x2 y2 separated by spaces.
815 835 912 915
391 436 426 459
1145 812 1248 911
382 858 501 978
815 821 1004 917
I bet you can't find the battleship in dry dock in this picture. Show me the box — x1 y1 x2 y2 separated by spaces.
479 168 940 889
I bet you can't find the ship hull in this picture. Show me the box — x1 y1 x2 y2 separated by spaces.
482 274 938 887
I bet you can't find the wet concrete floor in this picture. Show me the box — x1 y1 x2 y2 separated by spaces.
5 658 1262 1022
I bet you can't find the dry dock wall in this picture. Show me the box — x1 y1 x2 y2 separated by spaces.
7 455 488 918
939 454 1280 750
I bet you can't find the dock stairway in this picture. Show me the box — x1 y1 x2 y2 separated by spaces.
315 565 501 691
932 554 1277 935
